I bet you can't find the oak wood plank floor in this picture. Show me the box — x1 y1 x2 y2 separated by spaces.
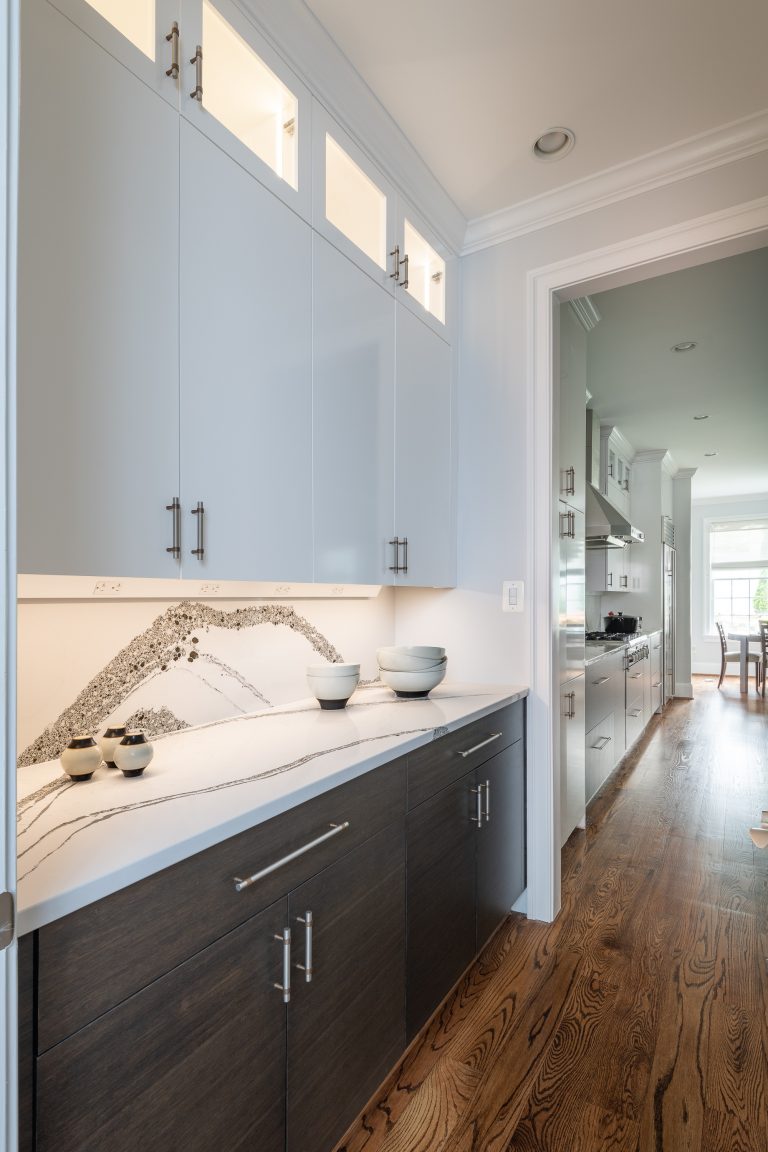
334 678 768 1152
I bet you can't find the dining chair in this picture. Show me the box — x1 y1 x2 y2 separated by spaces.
715 620 761 690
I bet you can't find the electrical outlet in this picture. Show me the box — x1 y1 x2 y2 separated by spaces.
92 581 123 596
502 581 524 613
199 583 221 594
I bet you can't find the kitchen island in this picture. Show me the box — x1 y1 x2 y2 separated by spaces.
18 683 528 1152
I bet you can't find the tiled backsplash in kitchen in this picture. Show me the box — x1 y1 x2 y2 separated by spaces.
17 589 396 768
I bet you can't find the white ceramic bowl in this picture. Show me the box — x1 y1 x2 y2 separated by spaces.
306 664 360 709
379 664 446 698
376 647 446 671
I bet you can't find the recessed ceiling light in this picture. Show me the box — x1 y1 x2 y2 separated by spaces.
704 451 718 457
693 414 709 420
672 341 697 352
533 127 575 161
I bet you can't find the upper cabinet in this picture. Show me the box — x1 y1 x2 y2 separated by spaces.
395 204 452 338
558 304 587 514
180 0 312 218
47 0 182 106
600 426 634 518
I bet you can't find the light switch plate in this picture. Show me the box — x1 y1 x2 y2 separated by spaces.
502 580 524 613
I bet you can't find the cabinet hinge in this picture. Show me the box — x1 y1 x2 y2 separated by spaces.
0 891 14 952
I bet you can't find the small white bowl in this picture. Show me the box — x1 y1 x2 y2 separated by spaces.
376 647 446 671
306 664 360 709
379 665 446 698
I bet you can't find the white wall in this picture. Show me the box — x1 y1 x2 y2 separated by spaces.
691 492 768 673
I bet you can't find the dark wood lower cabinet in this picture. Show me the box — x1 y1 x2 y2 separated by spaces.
476 739 525 947
287 823 406 1152
36 900 289 1152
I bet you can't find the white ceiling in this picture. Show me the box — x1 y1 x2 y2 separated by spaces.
304 0 768 222
584 245 768 501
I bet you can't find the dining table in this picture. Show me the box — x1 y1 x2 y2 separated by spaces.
727 629 762 693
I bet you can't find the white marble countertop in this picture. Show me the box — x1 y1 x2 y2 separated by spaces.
16 682 527 935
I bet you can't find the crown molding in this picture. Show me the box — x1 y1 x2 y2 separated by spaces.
463 108 768 254
568 295 601 332
600 424 636 462
237 0 467 253
674 467 698 481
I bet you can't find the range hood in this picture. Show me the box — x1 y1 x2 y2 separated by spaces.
586 485 645 549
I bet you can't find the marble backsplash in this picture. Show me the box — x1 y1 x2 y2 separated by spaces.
17 590 396 768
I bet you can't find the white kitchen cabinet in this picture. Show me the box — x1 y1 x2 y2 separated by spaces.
558 305 587 514
600 426 633 518
585 712 616 804
395 201 453 338
179 120 313 581
47 0 182 106
180 0 311 219
19 0 181 578
560 673 585 847
394 308 454 587
559 506 585 683
587 546 631 594
312 235 395 584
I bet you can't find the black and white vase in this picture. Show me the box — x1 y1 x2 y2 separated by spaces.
99 723 128 769
113 731 154 778
61 735 102 781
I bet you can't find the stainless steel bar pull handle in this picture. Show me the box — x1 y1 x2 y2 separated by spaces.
483 779 490 823
166 497 181 557
400 253 409 289
389 245 400 281
190 45 203 101
389 537 401 573
561 466 575 496
295 911 313 982
274 928 291 1003
470 784 483 827
191 501 205 558
165 22 179 78
591 735 612 751
400 536 408 575
652 681 662 688
458 732 502 759
592 676 610 686
563 692 575 719
234 822 350 892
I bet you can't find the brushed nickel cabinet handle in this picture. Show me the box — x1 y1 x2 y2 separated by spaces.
470 784 483 827
563 691 576 719
234 822 350 892
295 911 313 983
561 466 575 496
388 537 401 573
400 536 408 575
483 779 490 823
190 44 203 101
652 681 662 688
165 496 180 557
274 928 291 1003
628 708 642 718
191 501 205 558
592 676 610 686
165 21 179 79
458 732 502 759
400 252 409 289
591 735 612 751
389 245 400 281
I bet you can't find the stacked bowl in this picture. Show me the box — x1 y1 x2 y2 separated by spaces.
376 646 446 698
306 663 360 709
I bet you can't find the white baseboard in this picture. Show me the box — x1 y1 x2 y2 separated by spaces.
675 681 694 698
512 888 527 915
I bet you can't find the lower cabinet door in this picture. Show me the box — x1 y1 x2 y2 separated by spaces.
585 713 615 804
36 900 289 1152
406 770 477 1040
286 823 406 1152
476 739 525 948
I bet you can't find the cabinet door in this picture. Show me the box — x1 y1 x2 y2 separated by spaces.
36 899 289 1152
46 0 181 105
394 307 455 587
558 304 586 513
180 0 311 219
585 712 615 804
313 235 395 584
560 673 585 847
179 119 312 580
287 824 406 1152
407 770 476 1039
476 739 525 948
19 0 181 578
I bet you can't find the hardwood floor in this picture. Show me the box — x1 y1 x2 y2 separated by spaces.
333 677 768 1152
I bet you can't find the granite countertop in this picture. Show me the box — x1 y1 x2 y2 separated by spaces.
16 681 528 935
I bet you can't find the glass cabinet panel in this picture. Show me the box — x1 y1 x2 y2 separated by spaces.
325 135 387 269
404 219 445 324
84 0 155 58
202 0 298 188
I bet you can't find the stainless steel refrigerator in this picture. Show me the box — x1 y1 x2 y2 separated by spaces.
662 520 675 706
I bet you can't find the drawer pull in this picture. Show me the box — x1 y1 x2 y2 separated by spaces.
652 681 662 689
628 708 642 718
234 822 350 892
295 910 313 982
458 732 502 759
629 672 642 679
274 927 291 1003
592 676 610 686
591 735 612 751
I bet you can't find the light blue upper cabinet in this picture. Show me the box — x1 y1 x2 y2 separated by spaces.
46 0 183 108
179 0 312 219
394 201 455 340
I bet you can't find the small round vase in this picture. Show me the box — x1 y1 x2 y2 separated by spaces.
113 731 153 778
61 735 102 781
99 723 128 769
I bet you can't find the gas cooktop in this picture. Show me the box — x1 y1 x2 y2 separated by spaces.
585 631 645 643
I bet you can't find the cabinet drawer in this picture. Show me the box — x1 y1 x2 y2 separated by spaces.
584 652 624 731
37 755 406 1052
625 700 644 751
585 713 616 804
407 701 523 808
